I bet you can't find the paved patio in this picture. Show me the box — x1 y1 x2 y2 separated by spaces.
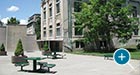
0 51 139 75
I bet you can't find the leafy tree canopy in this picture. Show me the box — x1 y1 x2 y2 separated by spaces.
75 0 139 44
35 18 41 40
7 17 20 25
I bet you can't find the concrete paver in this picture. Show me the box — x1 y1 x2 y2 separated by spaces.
0 51 139 75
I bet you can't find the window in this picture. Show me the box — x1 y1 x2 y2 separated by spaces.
49 8 52 17
74 0 82 12
75 41 84 48
56 28 61 36
49 25 52 28
57 23 60 26
49 3 52 6
43 31 46 37
56 0 60 13
56 23 61 36
43 11 46 19
100 41 107 48
43 7 46 11
132 6 137 17
56 0 60 2
74 22 82 35
134 28 139 35
49 30 53 37
56 3 60 13
49 4 52 17
43 27 46 30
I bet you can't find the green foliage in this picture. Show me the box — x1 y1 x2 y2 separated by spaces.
75 0 139 51
43 42 49 51
0 43 5 51
14 39 24 56
136 43 140 50
7 17 20 25
35 18 41 39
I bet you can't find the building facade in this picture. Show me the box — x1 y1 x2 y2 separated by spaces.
27 14 40 35
41 0 140 52
41 0 85 52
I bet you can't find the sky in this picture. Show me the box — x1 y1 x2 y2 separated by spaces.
0 0 41 24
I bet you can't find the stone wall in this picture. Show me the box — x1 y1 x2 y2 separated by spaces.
25 34 39 51
0 27 6 46
0 25 39 52
6 25 27 51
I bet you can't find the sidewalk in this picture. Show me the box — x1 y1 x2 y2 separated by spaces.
0 51 139 75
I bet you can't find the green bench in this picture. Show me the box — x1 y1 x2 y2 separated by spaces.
37 62 56 72
44 52 64 59
43 52 53 58
14 62 29 71
12 56 29 71
104 54 113 60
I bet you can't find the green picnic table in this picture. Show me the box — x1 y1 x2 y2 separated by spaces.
24 57 46 71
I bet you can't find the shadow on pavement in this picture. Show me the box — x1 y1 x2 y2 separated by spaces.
18 69 57 74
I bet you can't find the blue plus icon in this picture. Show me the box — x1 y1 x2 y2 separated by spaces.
118 53 126 61
113 48 130 65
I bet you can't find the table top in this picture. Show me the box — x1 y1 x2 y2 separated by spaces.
24 57 46 60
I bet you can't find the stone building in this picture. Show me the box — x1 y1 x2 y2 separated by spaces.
27 14 40 35
40 0 140 52
41 0 86 52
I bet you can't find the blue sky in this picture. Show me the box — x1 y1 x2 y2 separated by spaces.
0 0 41 24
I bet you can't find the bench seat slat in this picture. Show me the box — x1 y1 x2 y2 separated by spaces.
15 62 29 66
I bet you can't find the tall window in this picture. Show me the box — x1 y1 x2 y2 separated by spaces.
43 11 46 19
56 23 61 36
56 28 61 36
43 31 46 37
74 0 82 12
132 6 137 17
56 0 60 13
49 3 52 17
75 22 82 35
43 7 46 19
49 25 53 37
49 30 53 37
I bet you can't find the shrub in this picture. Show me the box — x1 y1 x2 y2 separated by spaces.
14 39 24 56
43 42 49 51
136 43 140 50
0 43 5 51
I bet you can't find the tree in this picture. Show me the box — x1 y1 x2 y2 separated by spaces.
0 44 5 51
7 17 20 25
43 42 49 51
75 0 139 52
14 39 24 56
35 18 41 39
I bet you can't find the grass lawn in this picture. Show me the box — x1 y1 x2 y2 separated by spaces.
69 50 140 60
130 51 140 60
